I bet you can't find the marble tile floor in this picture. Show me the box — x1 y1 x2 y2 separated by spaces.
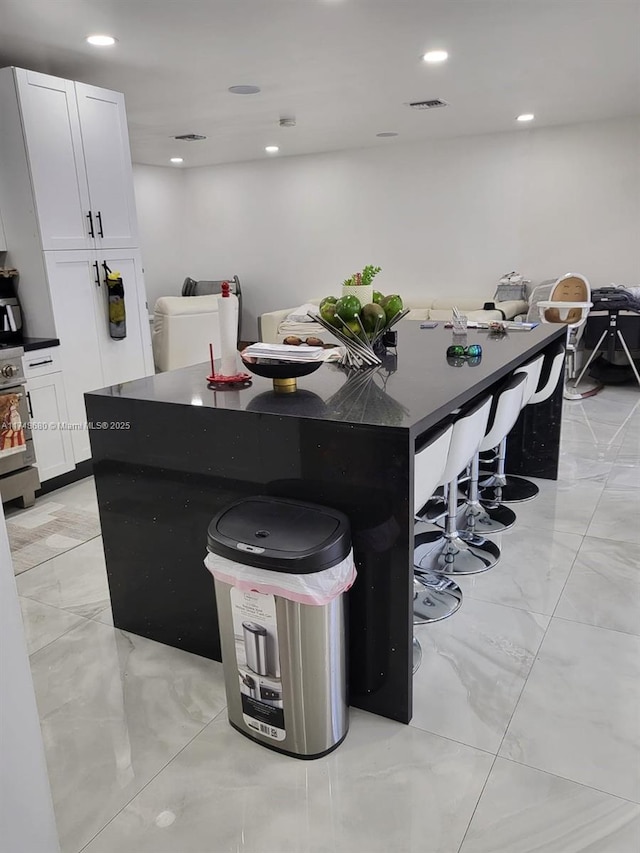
9 383 640 853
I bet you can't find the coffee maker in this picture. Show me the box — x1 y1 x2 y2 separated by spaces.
0 273 23 346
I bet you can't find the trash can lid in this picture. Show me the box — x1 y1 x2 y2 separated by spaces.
207 496 351 573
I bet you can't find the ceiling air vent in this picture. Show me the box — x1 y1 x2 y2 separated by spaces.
173 134 207 141
407 99 448 110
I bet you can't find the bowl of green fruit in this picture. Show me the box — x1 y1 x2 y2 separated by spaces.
312 269 408 367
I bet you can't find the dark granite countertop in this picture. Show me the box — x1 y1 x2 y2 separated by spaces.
23 337 60 352
87 321 564 435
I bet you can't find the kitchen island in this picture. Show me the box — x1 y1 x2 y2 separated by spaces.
86 321 564 724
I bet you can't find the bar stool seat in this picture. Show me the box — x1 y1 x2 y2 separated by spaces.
414 396 500 576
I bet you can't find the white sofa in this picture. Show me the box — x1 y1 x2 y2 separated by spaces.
258 296 528 343
152 295 238 372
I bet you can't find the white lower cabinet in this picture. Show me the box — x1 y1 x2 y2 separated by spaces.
43 249 153 463
26 370 75 482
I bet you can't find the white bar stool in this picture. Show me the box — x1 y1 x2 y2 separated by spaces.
455 372 527 536
479 345 565 504
414 396 498 576
477 354 544 504
413 423 463 626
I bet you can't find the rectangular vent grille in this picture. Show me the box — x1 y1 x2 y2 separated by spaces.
408 99 448 110
174 134 207 141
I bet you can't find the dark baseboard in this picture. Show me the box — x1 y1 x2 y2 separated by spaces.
37 460 94 496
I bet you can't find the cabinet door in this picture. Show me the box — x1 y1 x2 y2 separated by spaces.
43 251 103 463
75 83 139 250
27 372 75 481
94 249 154 386
15 69 92 251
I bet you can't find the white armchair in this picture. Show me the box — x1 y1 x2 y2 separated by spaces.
152 295 238 372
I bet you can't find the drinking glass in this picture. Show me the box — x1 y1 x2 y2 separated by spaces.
451 313 468 335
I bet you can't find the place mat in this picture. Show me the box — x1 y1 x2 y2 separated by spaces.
7 502 101 574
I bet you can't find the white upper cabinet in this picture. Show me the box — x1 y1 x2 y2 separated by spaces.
15 69 92 251
14 69 138 252
75 83 139 249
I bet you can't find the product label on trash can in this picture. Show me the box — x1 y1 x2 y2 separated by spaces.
230 587 285 741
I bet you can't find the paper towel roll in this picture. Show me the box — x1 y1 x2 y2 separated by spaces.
219 288 238 376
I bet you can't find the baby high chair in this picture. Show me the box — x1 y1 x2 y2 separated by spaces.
537 273 594 400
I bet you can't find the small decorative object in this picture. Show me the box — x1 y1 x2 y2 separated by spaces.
341 264 382 307
315 273 406 368
451 306 468 336
446 343 482 368
446 344 482 358
310 303 408 369
488 320 508 336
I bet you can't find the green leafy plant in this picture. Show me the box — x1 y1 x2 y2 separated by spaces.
361 265 382 287
342 265 382 287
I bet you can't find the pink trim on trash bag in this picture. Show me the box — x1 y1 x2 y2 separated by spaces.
207 562 356 606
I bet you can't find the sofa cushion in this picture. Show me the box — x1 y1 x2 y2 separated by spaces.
406 307 431 321
154 294 222 317
430 297 483 312
285 302 322 322
428 308 505 322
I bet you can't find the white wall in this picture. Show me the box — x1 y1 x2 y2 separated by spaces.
134 117 639 339
0 503 60 853
518 119 640 285
132 164 185 310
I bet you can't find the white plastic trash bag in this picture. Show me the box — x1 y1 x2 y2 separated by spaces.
204 549 356 606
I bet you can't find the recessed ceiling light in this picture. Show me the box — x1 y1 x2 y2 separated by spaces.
422 50 448 63
265 146 279 154
170 157 184 164
376 132 399 138
228 85 261 95
86 34 117 47
517 113 535 122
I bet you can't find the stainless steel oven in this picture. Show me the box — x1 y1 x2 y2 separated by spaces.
0 345 40 506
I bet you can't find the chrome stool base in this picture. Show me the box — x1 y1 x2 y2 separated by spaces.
478 474 539 504
414 530 500 576
453 500 517 535
413 572 463 624
412 636 423 674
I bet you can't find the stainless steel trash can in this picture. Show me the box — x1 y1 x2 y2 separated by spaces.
205 495 354 759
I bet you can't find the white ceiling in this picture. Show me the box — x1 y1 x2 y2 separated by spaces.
1 0 639 168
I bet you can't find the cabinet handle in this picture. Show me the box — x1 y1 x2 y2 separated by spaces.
96 210 104 238
26 391 33 418
27 358 53 368
93 261 101 287
87 210 95 238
